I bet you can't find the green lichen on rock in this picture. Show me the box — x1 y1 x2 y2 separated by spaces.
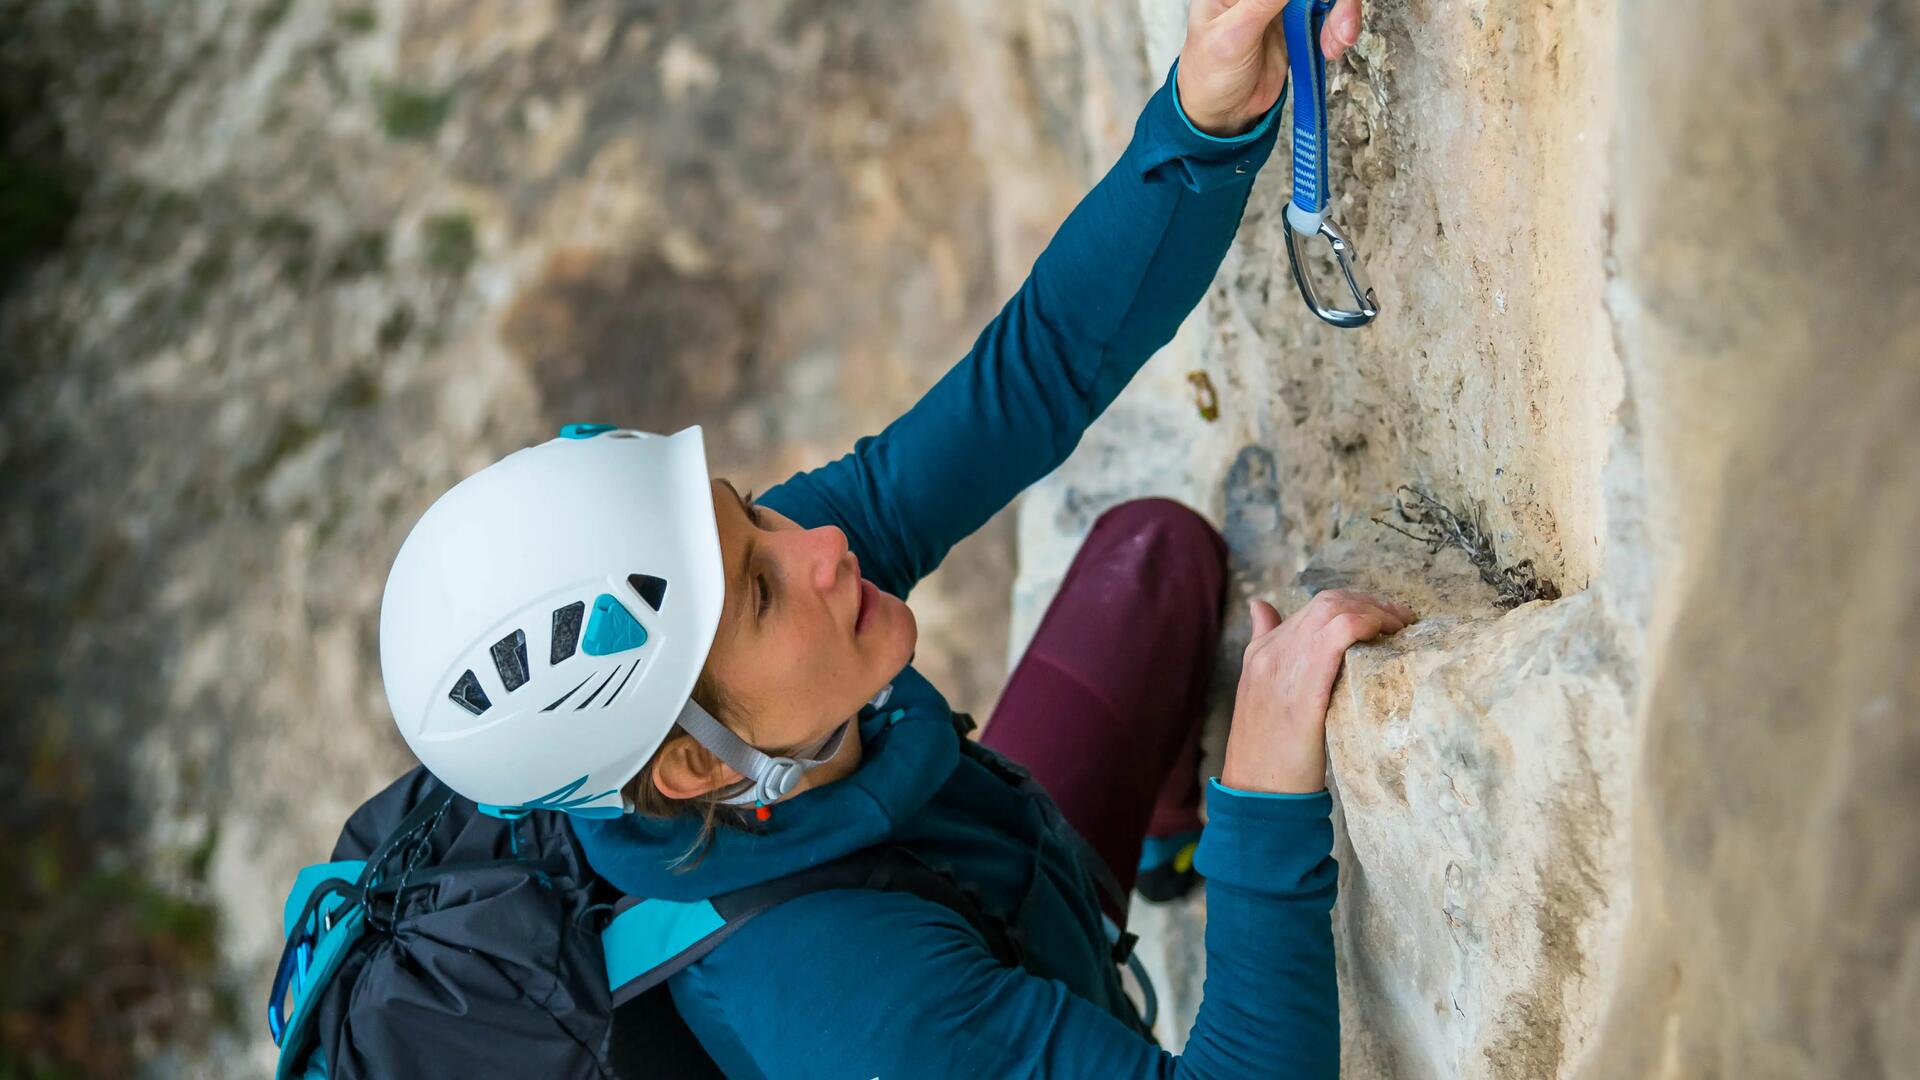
329 227 388 279
378 85 454 141
237 414 321 491
253 0 294 35
377 303 415 349
421 212 477 277
337 6 377 34
0 709 226 1076
256 211 318 281
330 365 382 410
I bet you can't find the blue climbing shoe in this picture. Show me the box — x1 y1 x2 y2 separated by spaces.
1135 829 1203 903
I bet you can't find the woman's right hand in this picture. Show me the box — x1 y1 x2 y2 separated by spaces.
1221 590 1415 794
1175 0 1366 139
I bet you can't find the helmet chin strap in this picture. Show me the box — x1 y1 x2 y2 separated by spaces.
672 684 893 808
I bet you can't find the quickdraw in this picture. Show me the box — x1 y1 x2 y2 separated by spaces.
1281 0 1379 328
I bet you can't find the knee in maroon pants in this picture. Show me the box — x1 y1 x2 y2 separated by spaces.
983 497 1229 916
1087 499 1229 602
1026 499 1228 700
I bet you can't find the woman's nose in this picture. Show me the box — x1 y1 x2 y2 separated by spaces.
800 525 849 592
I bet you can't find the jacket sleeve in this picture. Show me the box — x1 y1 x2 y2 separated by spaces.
670 786 1338 1080
760 62 1284 599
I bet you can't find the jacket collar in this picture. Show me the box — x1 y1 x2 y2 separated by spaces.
573 667 956 901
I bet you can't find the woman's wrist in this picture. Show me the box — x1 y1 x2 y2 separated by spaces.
1220 760 1326 796
1174 60 1260 138
1220 725 1329 794
1212 776 1325 799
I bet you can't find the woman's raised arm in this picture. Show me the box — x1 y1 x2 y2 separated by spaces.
761 1 1318 597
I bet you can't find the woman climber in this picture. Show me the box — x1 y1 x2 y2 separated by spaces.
376 0 1411 1074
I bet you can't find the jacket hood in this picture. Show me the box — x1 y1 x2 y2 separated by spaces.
572 667 958 901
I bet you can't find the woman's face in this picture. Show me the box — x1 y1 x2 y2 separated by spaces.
701 478 917 756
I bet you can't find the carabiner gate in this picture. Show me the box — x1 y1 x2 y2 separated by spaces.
1283 213 1378 329
1280 0 1379 328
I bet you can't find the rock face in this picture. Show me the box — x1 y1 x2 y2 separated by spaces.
996 0 1920 1077
4 0 1915 1075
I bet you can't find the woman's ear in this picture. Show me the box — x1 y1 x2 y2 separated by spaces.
651 733 743 800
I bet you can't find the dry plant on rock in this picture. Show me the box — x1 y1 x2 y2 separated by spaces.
1372 486 1560 608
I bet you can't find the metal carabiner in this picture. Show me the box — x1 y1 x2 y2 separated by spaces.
1284 214 1377 329
1280 0 1379 328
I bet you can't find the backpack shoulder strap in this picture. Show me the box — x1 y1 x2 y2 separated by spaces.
604 845 1017 1006
951 712 1133 920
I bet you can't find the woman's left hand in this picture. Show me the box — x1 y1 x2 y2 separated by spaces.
1176 0 1364 138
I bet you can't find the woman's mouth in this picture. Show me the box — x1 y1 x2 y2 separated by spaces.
856 578 877 635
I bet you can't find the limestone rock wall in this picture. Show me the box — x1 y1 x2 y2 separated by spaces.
991 1 1919 1076
1590 1 1920 1075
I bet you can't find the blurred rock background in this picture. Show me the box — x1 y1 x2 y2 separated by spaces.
5 0 1917 1077
0 0 1088 1072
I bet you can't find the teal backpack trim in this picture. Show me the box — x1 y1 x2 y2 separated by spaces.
267 764 1031 1077
602 899 727 995
269 860 368 1080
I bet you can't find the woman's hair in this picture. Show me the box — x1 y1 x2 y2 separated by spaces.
622 667 758 868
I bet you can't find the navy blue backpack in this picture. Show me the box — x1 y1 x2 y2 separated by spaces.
266 766 1017 1078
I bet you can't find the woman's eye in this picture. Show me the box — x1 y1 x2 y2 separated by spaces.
756 572 773 618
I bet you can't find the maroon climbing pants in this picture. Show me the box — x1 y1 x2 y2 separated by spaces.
980 498 1228 926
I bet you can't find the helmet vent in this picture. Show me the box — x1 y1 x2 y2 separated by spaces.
628 573 668 612
541 672 595 712
605 658 641 705
449 669 491 716
551 602 585 664
577 665 622 709
491 629 529 692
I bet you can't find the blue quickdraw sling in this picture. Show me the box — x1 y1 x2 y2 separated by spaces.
1281 0 1380 328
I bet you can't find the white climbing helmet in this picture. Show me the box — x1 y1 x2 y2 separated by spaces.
379 424 725 818
380 423 871 820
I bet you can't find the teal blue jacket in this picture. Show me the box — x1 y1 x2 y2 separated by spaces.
577 65 1339 1079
